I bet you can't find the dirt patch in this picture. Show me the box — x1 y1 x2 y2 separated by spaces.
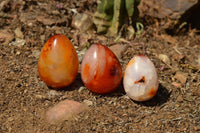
0 0 199 132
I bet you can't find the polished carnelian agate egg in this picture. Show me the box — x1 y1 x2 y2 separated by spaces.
38 34 79 89
81 44 122 94
123 55 159 101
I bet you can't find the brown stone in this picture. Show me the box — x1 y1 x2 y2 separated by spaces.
139 0 198 19
46 99 88 124
174 71 188 84
177 95 183 102
0 30 14 45
109 44 128 59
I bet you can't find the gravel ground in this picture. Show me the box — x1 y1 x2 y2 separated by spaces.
0 0 199 132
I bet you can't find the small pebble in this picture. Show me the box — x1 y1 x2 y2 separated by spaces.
72 13 93 32
83 100 93 106
78 86 86 92
47 90 62 99
35 94 47 99
172 82 182 88
158 54 170 65
14 27 24 39
174 71 188 84
16 51 21 55
32 50 40 59
46 99 88 124
121 95 130 99
177 95 183 102
109 44 127 59
9 39 25 47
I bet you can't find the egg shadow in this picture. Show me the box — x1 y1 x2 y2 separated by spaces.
47 75 171 107
98 82 171 107
91 80 127 97
132 84 171 107
47 73 84 92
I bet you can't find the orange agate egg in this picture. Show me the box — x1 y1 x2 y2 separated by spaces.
38 34 79 89
81 44 122 94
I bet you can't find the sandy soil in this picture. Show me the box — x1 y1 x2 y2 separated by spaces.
0 0 199 132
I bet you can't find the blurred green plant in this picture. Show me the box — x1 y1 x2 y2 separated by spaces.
93 0 141 37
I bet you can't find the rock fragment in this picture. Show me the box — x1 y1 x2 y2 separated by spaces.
83 100 93 106
174 71 188 84
72 13 93 32
0 30 14 45
109 44 128 59
46 99 88 124
158 54 171 65
14 27 24 39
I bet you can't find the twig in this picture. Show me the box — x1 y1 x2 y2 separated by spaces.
173 46 182 55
